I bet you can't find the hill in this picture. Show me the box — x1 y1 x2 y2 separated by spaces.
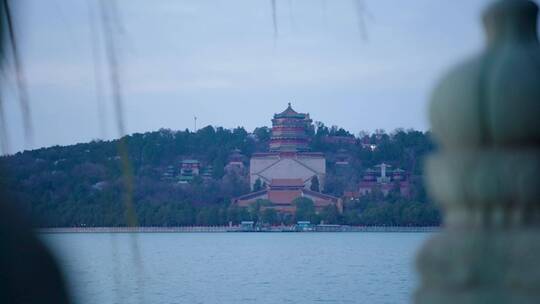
0 124 440 227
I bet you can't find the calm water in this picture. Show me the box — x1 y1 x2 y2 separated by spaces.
42 232 430 304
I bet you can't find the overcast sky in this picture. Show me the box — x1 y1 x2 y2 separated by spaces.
2 0 500 154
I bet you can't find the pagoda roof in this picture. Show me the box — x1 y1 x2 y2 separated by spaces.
274 103 307 119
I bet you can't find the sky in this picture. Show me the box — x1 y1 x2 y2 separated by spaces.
1 0 499 154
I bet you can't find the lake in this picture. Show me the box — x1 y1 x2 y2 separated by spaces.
42 232 431 304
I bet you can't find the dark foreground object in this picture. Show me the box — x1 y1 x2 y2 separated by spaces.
0 202 71 304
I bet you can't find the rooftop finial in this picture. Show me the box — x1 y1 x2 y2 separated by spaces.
288 102 291 107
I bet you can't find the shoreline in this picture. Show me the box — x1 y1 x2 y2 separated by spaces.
37 226 440 233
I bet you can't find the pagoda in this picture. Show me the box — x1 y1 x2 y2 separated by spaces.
248 103 325 191
235 103 340 215
269 103 312 152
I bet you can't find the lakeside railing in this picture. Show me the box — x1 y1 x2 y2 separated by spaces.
37 225 440 233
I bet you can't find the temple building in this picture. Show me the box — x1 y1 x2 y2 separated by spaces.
225 148 246 175
250 103 326 191
178 159 200 184
234 179 342 214
235 103 340 215
358 163 411 197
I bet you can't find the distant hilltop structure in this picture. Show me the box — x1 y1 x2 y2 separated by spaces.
178 159 201 183
249 103 325 191
358 163 411 197
162 159 214 184
158 103 415 210
224 148 246 175
236 103 340 214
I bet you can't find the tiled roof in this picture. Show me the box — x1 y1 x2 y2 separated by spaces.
266 205 296 213
302 189 339 203
297 152 324 156
251 152 280 158
268 190 302 205
235 190 268 201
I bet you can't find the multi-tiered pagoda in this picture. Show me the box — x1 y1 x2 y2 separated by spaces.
269 103 312 152
234 103 340 215
248 104 326 191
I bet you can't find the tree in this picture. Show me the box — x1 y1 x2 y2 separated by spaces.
310 176 320 192
320 205 340 224
249 199 272 223
261 208 277 225
293 197 317 222
253 178 263 191
253 127 271 142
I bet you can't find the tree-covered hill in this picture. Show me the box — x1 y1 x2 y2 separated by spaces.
0 124 439 227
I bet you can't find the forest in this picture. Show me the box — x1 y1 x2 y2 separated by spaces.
0 123 440 227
